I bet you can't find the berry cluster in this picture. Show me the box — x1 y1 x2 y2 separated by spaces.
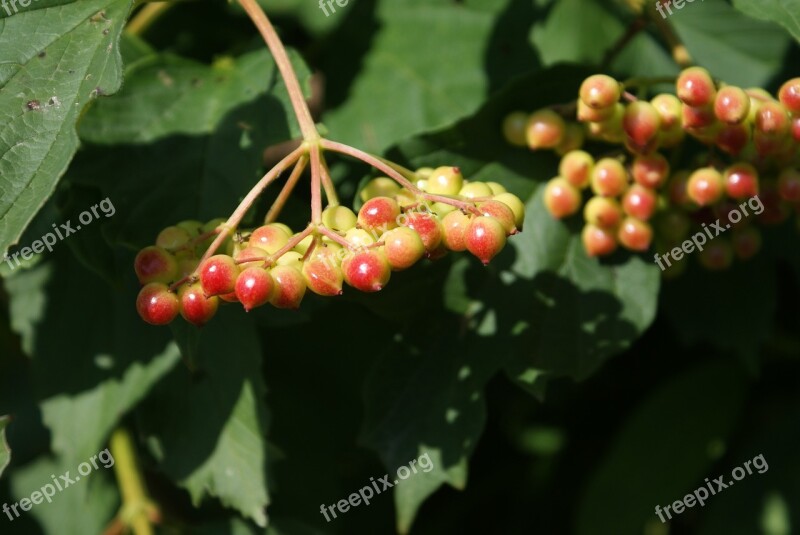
503 70 800 273
134 166 524 326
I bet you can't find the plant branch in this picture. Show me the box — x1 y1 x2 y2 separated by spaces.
265 154 308 223
310 145 323 223
318 154 340 206
646 3 693 68
320 139 422 194
238 0 318 141
109 428 157 535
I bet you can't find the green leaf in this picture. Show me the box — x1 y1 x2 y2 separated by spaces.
78 49 311 144
140 309 271 527
575 360 750 535
3 252 181 461
0 415 10 479
732 0 800 43
0 0 132 254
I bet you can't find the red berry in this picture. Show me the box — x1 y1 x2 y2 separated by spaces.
723 163 759 200
464 216 506 265
402 212 443 254
632 153 669 189
621 185 657 220
179 283 218 326
677 67 716 107
269 265 306 309
358 196 400 234
591 158 628 197
778 78 800 113
716 124 750 156
578 99 615 122
582 224 617 256
579 74 621 109
682 104 716 129
778 168 800 202
381 227 425 270
137 283 180 326
622 101 661 153
687 168 724 206
199 255 240 297
559 150 594 189
235 267 274 311
134 246 179 285
477 200 517 234
544 177 581 218
525 109 566 149
302 255 344 296
713 86 750 124
342 250 391 292
440 210 470 252
583 196 622 228
617 217 653 251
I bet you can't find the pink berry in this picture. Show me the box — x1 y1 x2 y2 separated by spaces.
342 249 391 292
621 185 657 221
358 197 400 234
200 255 240 296
677 67 716 107
464 216 507 265
582 224 617 257
544 177 581 218
269 266 306 309
137 283 180 326
179 284 218 326
382 227 425 270
235 267 274 311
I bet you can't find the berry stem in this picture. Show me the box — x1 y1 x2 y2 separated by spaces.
108 427 158 535
266 224 315 264
265 154 309 224
237 0 318 142
317 225 355 249
318 154 340 206
310 144 323 224
420 193 481 215
646 3 693 68
320 139 422 194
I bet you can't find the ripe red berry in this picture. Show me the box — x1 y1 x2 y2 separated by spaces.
622 101 661 153
544 177 581 218
723 163 759 200
402 212 443 254
477 200 517 234
269 265 306 309
358 196 400 234
687 168 724 206
591 158 628 197
342 249 391 292
302 255 344 296
250 224 290 254
179 283 218 326
199 255 240 297
440 210 470 252
525 109 566 149
682 104 716 129
464 216 507 265
622 185 657 221
579 74 621 109
714 86 750 124
582 224 617 257
134 246 179 285
632 153 669 189
677 67 716 107
617 217 653 251
778 78 800 113
137 283 180 326
235 267 274 311
583 196 622 228
382 227 425 270
778 168 800 202
426 166 464 195
559 150 594 189
716 124 750 155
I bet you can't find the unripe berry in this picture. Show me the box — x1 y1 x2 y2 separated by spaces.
731 226 762 260
358 196 400 234
464 216 506 265
623 101 661 153
582 224 617 256
525 109 565 149
269 266 306 309
179 283 218 326
492 193 526 230
677 66 716 107
723 163 759 200
591 158 628 197
137 283 180 326
559 150 594 189
250 224 291 254
632 153 669 189
234 267 274 311
584 196 622 228
755 101 791 137
486 182 507 195
778 78 800 114
687 167 724 206
502 111 528 146
777 168 800 202
416 167 435 179
651 94 682 129
544 177 581 219
360 177 400 202
395 188 417 209
156 226 192 251
177 257 200 278
621 185 657 221
714 86 750 124
302 256 344 296
342 249 391 292
578 99 615 122
199 255 240 296
382 227 425 270
276 250 304 271
177 219 204 237
432 202 457 217
322 206 358 232
698 240 733 270
402 212 443 253
459 182 494 199
426 166 464 195
555 123 585 155
579 74 621 109
134 246 179 285
617 217 653 251
477 200 517 234
345 228 376 249
440 210 470 252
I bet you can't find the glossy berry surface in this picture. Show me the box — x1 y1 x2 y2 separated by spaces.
544 177 581 219
464 216 506 265
135 246 179 285
137 283 180 326
342 250 391 292
382 227 425 270
179 284 218 326
200 255 240 297
235 267 274 311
